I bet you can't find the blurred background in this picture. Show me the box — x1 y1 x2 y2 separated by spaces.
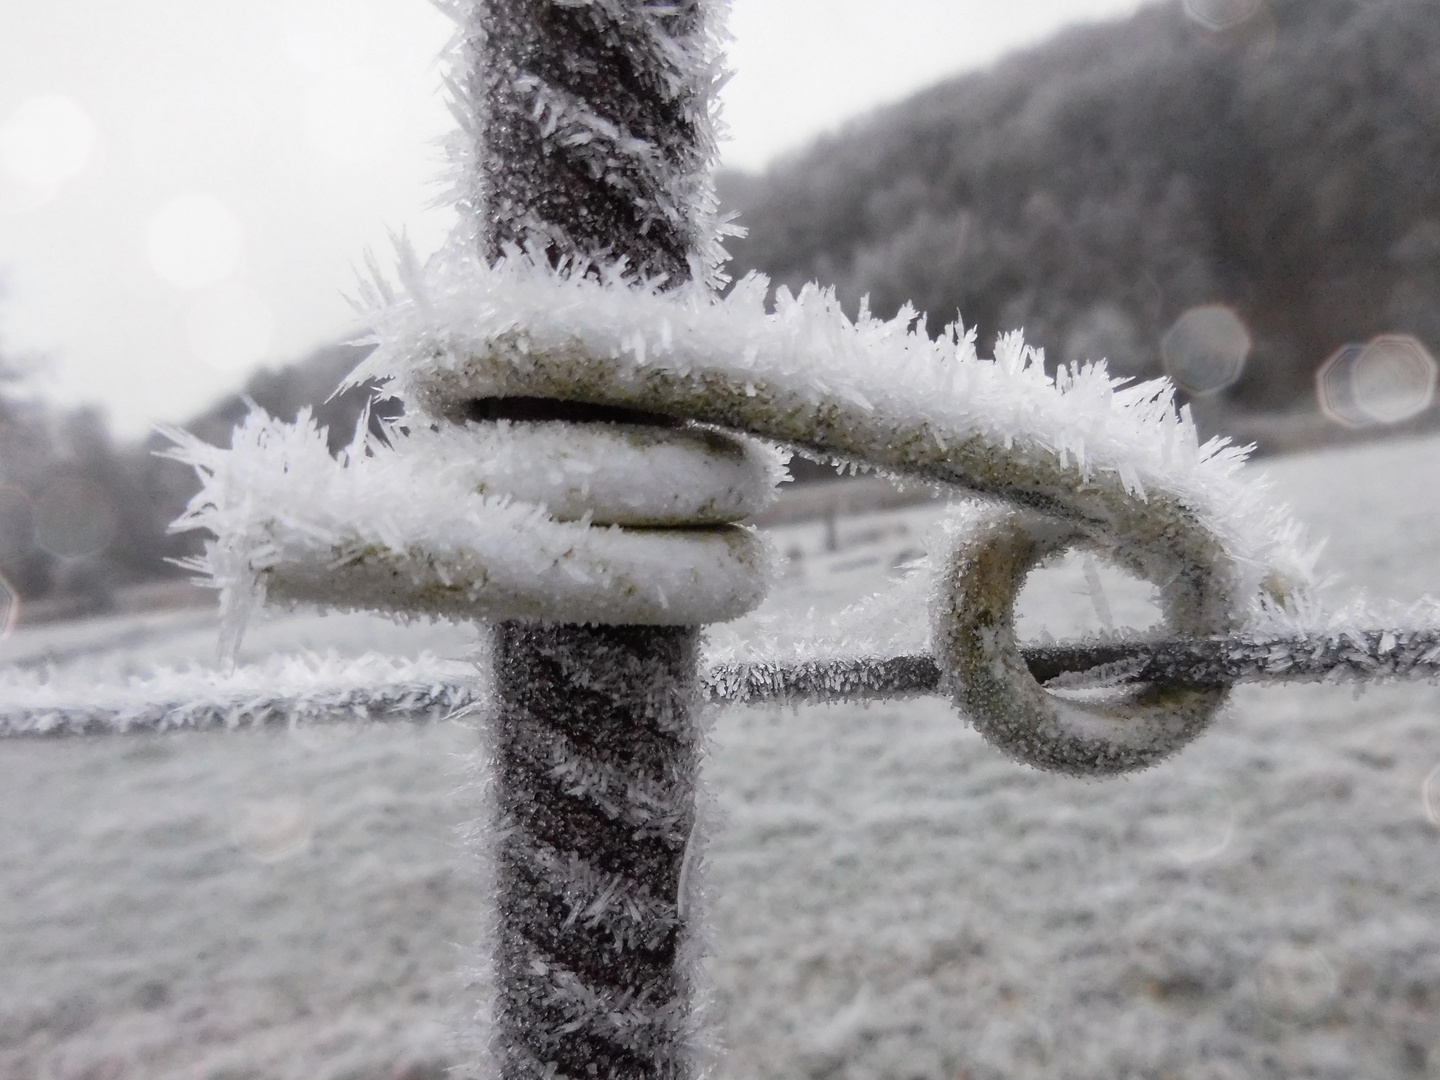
7 5 1440 1080
1 0 1437 622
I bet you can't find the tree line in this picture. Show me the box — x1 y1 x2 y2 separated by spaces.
718 0 1440 416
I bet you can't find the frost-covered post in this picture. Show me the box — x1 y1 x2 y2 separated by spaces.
465 3 726 1078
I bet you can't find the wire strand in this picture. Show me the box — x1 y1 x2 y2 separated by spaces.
5 629 1437 739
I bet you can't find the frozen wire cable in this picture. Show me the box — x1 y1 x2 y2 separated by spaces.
5 629 1437 739
0 652 485 738
709 628 1440 706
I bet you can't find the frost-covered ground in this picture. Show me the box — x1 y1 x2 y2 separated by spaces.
3 432 1440 1080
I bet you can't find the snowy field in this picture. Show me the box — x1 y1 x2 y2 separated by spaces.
3 432 1440 1080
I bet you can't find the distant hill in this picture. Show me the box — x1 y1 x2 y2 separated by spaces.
718 0 1440 422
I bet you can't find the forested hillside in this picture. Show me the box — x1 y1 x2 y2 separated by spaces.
719 0 1440 416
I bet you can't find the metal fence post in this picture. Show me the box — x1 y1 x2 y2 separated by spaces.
469 3 716 1077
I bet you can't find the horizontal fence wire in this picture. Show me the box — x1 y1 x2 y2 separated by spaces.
2 628 1438 740
0 679 484 739
708 628 1440 706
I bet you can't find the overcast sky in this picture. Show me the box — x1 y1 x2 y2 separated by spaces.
0 0 1154 438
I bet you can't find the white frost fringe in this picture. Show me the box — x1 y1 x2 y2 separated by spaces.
175 250 1319 642
160 243 1338 775
350 247 1314 604
164 409 776 653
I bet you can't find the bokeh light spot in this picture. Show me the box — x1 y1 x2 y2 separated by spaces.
186 282 275 374
1421 763 1440 827
1183 0 1263 32
147 195 244 291
0 95 97 192
1352 335 1436 424
35 477 118 559
1316 344 1366 427
1161 304 1251 395
1150 798 1237 865
229 795 315 863
1317 334 1437 428
307 69 400 163
283 0 374 74
0 573 17 638
1253 942 1336 1023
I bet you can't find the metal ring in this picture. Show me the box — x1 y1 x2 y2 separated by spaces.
931 507 1230 775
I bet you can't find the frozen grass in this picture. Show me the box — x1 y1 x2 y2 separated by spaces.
2 432 1439 1079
